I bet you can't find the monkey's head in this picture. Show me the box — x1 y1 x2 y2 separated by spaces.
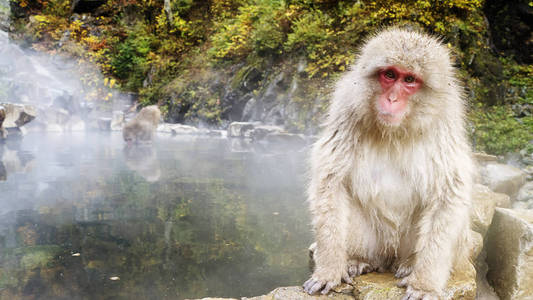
123 123 137 144
354 28 460 131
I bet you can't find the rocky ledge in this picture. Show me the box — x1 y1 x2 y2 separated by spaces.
187 271 475 300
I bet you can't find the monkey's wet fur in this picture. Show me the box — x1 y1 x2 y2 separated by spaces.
122 105 161 144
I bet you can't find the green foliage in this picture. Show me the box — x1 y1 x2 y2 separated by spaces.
501 58 533 104
10 0 533 136
470 105 533 155
111 24 155 90
170 0 194 16
42 0 70 17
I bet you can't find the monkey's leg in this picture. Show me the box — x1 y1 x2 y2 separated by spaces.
398 197 470 300
393 228 417 278
303 181 352 295
345 204 383 277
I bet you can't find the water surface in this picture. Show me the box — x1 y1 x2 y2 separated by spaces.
0 132 312 299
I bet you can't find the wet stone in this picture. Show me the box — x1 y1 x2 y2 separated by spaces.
471 184 509 236
228 122 255 138
0 102 37 128
486 208 533 300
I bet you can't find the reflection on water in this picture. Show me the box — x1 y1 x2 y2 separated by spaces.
0 132 312 299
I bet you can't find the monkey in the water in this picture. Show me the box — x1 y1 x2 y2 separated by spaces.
122 105 161 144
303 28 473 300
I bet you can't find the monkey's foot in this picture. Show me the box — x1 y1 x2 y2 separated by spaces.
347 259 374 277
303 271 352 295
394 262 413 278
397 276 439 300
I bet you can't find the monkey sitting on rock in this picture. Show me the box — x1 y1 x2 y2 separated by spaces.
303 28 474 300
122 105 161 144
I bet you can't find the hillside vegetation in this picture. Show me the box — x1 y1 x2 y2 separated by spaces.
8 0 533 154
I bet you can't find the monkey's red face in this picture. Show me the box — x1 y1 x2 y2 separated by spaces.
376 66 422 126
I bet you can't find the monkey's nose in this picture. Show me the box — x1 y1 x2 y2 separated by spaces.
388 94 398 103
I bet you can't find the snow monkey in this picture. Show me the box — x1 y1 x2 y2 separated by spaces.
122 105 161 144
303 28 473 300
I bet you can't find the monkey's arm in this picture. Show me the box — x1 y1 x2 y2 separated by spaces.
303 135 355 294
399 177 471 299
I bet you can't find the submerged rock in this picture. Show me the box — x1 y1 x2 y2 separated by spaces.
486 208 533 300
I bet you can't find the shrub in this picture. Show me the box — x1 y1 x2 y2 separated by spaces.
111 24 155 90
470 105 533 154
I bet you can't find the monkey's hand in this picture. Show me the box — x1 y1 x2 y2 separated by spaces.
303 269 352 295
393 260 413 278
397 274 439 300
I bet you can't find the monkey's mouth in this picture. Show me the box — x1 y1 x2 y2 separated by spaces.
377 111 405 127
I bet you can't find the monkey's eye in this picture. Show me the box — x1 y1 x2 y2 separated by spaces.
384 69 396 79
404 75 415 83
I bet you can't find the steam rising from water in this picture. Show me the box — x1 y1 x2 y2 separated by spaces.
0 132 312 299
0 28 132 131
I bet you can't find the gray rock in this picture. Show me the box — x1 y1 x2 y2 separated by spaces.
223 272 475 300
523 165 533 181
479 162 527 200
249 125 285 140
516 181 533 203
503 152 524 168
157 123 199 135
471 184 499 236
171 124 199 135
473 152 499 164
156 123 173 133
228 122 255 138
486 208 533 300
245 286 354 299
0 103 37 128
110 111 124 131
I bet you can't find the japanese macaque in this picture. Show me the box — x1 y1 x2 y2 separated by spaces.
122 105 161 144
303 28 473 300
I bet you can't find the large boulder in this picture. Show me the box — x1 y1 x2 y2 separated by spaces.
0 103 37 128
192 272 476 300
0 105 6 139
246 286 354 300
471 184 510 236
158 123 199 135
249 125 285 140
110 111 124 131
486 208 533 300
478 162 527 200
227 122 255 138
